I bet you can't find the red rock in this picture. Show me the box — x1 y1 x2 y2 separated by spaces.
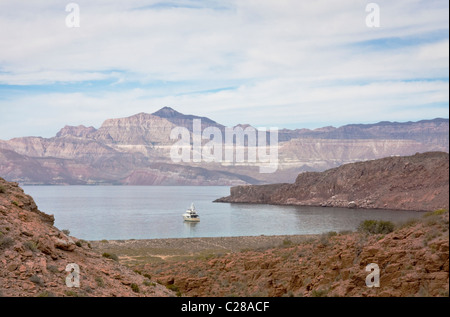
216 152 449 212
0 177 174 297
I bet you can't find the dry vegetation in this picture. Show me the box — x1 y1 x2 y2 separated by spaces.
92 210 449 297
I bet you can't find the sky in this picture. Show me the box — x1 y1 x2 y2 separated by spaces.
0 0 448 140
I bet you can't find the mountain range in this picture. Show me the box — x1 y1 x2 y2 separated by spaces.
0 107 448 185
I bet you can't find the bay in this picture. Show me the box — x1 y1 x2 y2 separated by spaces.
22 186 423 241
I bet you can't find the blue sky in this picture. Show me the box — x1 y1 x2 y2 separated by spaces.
0 0 448 139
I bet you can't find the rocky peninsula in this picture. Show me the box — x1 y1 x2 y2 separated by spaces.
215 152 449 212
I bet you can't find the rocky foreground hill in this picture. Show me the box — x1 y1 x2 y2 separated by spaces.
215 152 449 212
136 210 449 297
0 108 448 185
0 177 174 297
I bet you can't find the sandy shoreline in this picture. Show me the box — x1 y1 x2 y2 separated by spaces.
89 234 321 265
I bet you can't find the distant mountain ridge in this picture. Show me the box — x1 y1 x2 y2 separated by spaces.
278 118 449 143
0 107 448 185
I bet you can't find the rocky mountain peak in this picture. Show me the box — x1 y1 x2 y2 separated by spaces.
152 106 184 118
152 106 222 129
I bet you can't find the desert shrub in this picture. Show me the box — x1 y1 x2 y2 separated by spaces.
65 290 79 297
143 280 156 287
166 284 182 297
37 291 55 297
358 220 395 234
102 252 119 261
282 238 292 246
62 229 70 235
424 209 448 218
24 241 38 252
0 236 14 249
75 241 82 247
130 283 140 293
95 276 105 287
311 289 328 297
0 185 6 194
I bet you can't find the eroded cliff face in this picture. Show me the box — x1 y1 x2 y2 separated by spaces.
0 108 448 185
215 152 449 212
0 177 174 297
95 113 176 146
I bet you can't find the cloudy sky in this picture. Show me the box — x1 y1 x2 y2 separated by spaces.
0 0 448 139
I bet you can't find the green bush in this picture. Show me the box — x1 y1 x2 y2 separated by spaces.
102 252 119 261
24 241 38 252
424 209 448 218
311 289 328 297
166 284 182 296
65 290 79 297
62 229 71 235
358 220 395 234
131 283 140 293
95 276 105 287
0 185 6 194
37 291 55 297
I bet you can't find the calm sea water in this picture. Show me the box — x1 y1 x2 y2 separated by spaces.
22 186 423 241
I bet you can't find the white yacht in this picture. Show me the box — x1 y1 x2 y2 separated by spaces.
183 203 200 222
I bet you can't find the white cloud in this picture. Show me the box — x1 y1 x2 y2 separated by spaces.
0 0 448 139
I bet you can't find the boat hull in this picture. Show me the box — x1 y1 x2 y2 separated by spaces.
183 215 200 222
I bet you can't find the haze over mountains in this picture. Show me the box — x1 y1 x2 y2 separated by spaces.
0 107 448 185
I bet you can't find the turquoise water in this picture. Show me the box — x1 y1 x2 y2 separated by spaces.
22 186 422 240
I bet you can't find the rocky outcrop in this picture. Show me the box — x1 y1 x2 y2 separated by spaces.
56 125 97 139
95 113 176 145
0 177 174 297
215 152 449 212
140 211 449 297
